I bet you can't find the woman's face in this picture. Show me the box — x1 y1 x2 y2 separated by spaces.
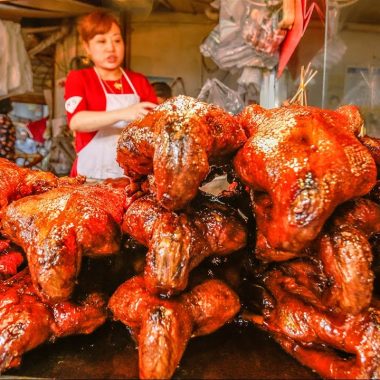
85 22 124 71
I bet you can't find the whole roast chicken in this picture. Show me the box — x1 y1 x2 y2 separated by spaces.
1 184 126 302
234 104 377 253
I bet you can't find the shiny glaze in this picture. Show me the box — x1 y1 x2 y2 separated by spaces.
1 183 126 302
117 95 247 210
109 275 240 379
258 266 380 379
0 238 24 279
0 158 85 217
0 269 106 373
245 197 380 378
234 104 377 253
121 194 247 296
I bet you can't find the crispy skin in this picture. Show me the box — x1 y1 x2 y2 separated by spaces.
109 276 240 379
255 266 380 379
1 184 125 302
0 158 84 217
256 198 380 315
234 104 377 252
360 135 380 167
117 95 247 210
245 196 380 378
0 269 106 373
122 195 247 295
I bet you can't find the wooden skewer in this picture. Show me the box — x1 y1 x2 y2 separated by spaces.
289 63 318 106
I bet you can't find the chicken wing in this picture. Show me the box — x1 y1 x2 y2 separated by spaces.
109 275 240 379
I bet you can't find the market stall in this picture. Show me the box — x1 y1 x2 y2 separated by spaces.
0 1 379 379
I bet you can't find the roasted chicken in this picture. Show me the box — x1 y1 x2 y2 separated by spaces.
121 194 247 295
234 104 377 253
250 264 380 379
257 198 380 315
244 196 380 378
0 158 84 218
1 184 126 302
0 268 107 373
109 275 240 379
117 95 247 210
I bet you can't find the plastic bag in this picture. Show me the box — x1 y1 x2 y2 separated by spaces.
200 0 283 72
197 78 244 114
0 20 33 97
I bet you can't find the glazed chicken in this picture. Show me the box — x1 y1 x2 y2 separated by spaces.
0 268 107 373
244 196 380 379
117 95 247 210
0 158 84 218
1 184 126 302
249 264 380 379
234 104 377 253
255 198 380 315
109 275 240 379
121 193 247 295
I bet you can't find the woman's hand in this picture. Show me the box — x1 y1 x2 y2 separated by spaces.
69 102 157 132
121 102 157 121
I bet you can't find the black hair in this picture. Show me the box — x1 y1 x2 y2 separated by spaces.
152 82 172 99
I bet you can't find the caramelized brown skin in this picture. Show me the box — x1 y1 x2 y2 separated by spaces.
0 158 57 212
0 158 84 218
260 198 380 315
360 135 380 166
1 184 126 302
0 269 107 373
234 104 377 252
254 266 380 379
122 195 247 295
320 198 380 314
109 276 240 379
117 95 247 210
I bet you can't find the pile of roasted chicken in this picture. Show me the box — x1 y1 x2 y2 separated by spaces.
0 95 379 379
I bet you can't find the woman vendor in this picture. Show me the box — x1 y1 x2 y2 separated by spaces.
64 10 157 180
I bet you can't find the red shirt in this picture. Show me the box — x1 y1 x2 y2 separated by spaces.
64 67 157 175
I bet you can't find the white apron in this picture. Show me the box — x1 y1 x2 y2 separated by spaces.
77 68 140 180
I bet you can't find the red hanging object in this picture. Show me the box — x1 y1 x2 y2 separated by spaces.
277 0 325 78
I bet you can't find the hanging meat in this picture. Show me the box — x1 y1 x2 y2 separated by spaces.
234 104 377 253
109 275 240 379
